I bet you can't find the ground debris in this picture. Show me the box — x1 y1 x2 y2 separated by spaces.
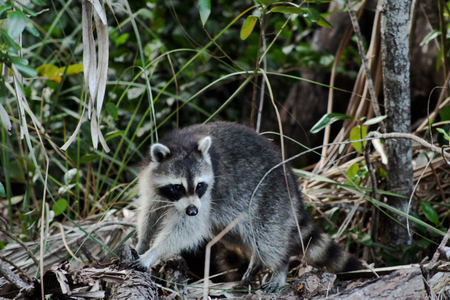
1 214 450 299
0 244 158 300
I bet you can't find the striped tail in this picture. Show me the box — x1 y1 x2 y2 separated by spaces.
303 225 360 272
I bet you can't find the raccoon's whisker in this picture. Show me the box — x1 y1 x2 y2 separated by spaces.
147 204 174 214
149 211 170 230
154 208 176 225
150 199 173 204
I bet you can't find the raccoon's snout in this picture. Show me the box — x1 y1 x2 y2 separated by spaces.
186 204 198 216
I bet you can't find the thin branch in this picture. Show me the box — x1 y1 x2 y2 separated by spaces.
0 255 31 283
438 0 449 95
364 140 379 201
0 258 34 295
367 131 450 160
0 223 39 267
203 214 244 300
345 0 385 133
256 23 267 133
430 227 450 266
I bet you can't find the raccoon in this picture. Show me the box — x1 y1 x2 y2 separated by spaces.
136 122 360 292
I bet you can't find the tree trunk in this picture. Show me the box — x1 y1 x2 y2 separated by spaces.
380 0 414 254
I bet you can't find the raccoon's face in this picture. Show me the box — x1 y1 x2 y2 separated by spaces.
148 136 214 217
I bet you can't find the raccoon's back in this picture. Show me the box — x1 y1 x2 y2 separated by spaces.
159 122 284 175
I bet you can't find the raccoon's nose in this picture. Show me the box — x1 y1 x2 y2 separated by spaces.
186 204 198 216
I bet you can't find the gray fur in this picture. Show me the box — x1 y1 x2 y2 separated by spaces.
136 122 359 292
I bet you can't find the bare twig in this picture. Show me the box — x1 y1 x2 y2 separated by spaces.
361 260 380 278
0 223 39 267
203 214 244 300
345 0 385 133
438 0 449 90
430 227 450 267
256 23 267 134
364 140 379 201
367 131 450 160
0 255 31 283
429 159 447 203
0 258 34 295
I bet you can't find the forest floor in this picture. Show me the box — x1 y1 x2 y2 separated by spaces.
1 212 449 299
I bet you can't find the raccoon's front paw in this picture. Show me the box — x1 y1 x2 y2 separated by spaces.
128 258 148 272
260 281 286 293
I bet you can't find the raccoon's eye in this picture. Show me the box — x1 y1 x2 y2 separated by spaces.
196 182 208 198
172 184 184 192
159 184 185 201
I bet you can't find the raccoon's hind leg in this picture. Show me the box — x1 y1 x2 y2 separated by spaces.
260 264 288 293
235 254 262 290
244 248 290 292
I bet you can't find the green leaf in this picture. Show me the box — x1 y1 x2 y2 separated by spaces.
0 30 21 53
16 3 37 17
240 16 258 40
198 0 211 26
439 106 450 121
9 55 28 65
346 162 360 185
261 0 278 5
253 0 262 5
436 128 450 142
6 10 27 40
0 182 5 197
437 125 450 146
115 33 129 47
294 169 337 184
349 125 367 152
58 64 84 76
37 64 60 80
323 207 339 233
25 23 39 37
80 154 102 164
420 29 440 46
316 16 332 28
105 130 126 141
310 113 354 133
363 115 387 126
52 199 68 216
30 0 47 5
421 202 439 225
270 6 304 15
436 47 443 72
358 233 372 246
0 5 13 17
302 7 320 22
411 212 426 234
416 239 430 249
106 102 119 121
12 61 37 78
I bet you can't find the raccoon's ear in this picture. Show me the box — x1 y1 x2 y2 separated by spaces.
151 143 171 163
198 136 211 155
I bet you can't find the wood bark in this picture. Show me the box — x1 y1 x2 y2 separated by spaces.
323 267 427 300
107 270 159 300
380 0 414 253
